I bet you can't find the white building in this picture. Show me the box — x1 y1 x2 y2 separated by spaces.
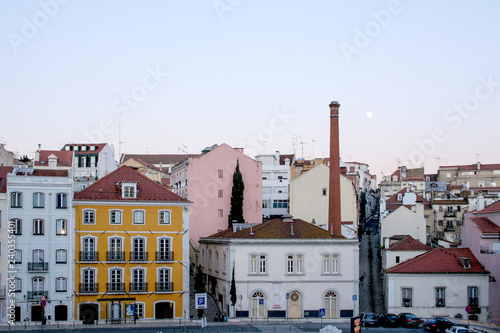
0 166 13 321
199 217 359 319
385 248 489 321
60 143 116 192
289 163 359 238
381 235 432 270
255 152 295 219
7 150 74 323
380 204 427 247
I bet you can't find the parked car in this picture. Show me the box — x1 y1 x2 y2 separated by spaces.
397 312 421 328
446 326 471 333
378 313 399 327
423 317 454 333
362 313 379 327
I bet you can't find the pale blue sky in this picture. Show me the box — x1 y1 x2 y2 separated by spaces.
1 1 499 179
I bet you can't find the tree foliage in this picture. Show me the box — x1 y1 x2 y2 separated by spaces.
229 160 244 227
193 265 205 293
230 266 237 306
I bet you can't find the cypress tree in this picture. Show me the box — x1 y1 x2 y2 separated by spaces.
229 160 244 227
230 266 237 306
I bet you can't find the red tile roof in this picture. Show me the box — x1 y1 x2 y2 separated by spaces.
440 163 500 171
387 235 433 251
478 200 500 213
386 189 428 204
433 199 468 205
34 150 73 167
0 166 13 193
74 165 188 203
120 153 198 165
386 248 488 274
469 216 500 235
206 218 345 240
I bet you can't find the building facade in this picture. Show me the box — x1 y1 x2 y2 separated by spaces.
199 217 359 319
7 161 74 323
438 163 500 188
255 152 294 220
73 166 190 322
0 166 13 321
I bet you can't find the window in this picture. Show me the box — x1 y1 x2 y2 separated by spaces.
14 249 22 264
324 291 338 318
157 238 172 261
56 193 67 209
83 210 95 224
215 251 219 272
322 254 340 274
438 220 444 227
157 268 172 292
122 183 137 198
82 237 96 261
468 287 479 307
32 277 44 296
435 287 446 307
159 210 171 225
446 172 451 178
110 210 122 224
251 291 265 318
218 170 223 178
250 254 267 274
133 210 145 224
82 269 97 293
14 278 22 292
222 253 227 274
56 219 67 235
33 219 44 235
11 192 22 208
131 268 146 292
396 256 400 264
322 188 327 196
402 288 413 307
286 254 304 274
132 237 146 261
218 190 223 198
108 238 123 261
11 219 22 235
135 303 144 319
218 209 223 218
33 192 45 208
109 269 123 292
33 249 44 262
56 277 67 292
273 199 288 209
447 206 453 214
56 249 67 264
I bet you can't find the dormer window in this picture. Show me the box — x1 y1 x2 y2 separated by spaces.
397 193 402 201
122 183 137 198
90 145 96 151
49 157 57 167
460 257 471 269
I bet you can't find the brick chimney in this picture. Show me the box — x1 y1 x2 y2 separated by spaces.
328 101 342 236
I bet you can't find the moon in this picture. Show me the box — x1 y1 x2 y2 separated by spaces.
366 111 374 118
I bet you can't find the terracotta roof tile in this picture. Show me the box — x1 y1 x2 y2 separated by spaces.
387 235 433 251
0 166 13 193
479 200 500 213
74 165 187 203
34 150 73 167
386 248 488 274
207 219 345 239
470 216 500 234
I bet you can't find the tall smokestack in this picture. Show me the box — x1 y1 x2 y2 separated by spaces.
328 101 342 236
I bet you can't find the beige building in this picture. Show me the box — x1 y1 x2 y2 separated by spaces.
438 163 500 188
121 157 169 185
0 144 14 167
289 163 358 238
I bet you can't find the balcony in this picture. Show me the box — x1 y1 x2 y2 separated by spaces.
79 251 98 261
28 262 48 272
107 283 125 293
79 283 98 294
27 291 48 300
156 251 174 262
129 282 148 293
155 282 173 292
130 251 148 261
106 251 125 262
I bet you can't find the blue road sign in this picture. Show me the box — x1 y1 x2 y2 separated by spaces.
319 308 325 317
195 293 207 309
352 295 357 301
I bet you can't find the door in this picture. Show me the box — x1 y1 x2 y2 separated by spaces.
110 302 121 320
54 305 68 321
155 302 174 319
83 238 95 260
324 291 337 318
287 291 302 318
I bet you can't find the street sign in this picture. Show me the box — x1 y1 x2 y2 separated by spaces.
195 293 207 309
40 300 46 307
41 295 46 301
286 293 289 299
352 295 357 301
319 308 325 317
465 306 472 313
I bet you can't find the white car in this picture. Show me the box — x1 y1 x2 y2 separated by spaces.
446 326 470 333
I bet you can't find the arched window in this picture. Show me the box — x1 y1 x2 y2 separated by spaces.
251 291 265 318
131 268 146 292
324 291 337 318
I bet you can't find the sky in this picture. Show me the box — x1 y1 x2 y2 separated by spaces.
1 0 499 181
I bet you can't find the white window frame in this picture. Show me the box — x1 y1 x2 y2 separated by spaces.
56 249 68 264
56 193 67 209
56 219 67 235
109 209 123 225
11 192 22 208
158 210 171 225
33 219 44 235
33 192 45 208
83 209 96 224
55 277 67 292
133 210 145 225
402 287 413 307
322 253 340 275
122 183 137 198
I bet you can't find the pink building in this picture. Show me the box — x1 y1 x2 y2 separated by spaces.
170 144 262 246
463 200 500 324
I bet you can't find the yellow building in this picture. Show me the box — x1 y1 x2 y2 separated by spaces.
73 166 190 322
